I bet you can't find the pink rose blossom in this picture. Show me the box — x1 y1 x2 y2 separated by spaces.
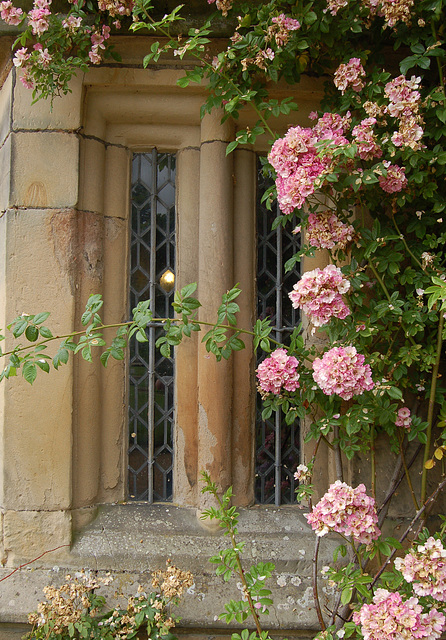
353 589 445 640
0 0 23 25
19 70 34 89
306 481 380 544
256 348 300 395
306 211 354 250
325 0 348 15
294 464 311 483
395 407 412 428
352 117 383 160
13 47 30 67
271 14 301 30
363 0 414 28
97 0 133 16
271 13 300 46
37 47 52 68
28 0 51 35
334 58 366 94
384 75 423 149
313 346 374 400
379 164 407 193
289 264 351 327
62 14 82 30
206 0 232 16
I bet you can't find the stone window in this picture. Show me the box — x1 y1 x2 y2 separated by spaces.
255 164 301 505
129 151 176 502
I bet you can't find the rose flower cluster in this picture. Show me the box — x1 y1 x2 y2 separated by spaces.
256 348 300 395
353 589 445 640
395 537 446 602
288 264 350 327
306 211 355 250
306 481 381 544
268 112 349 214
312 345 374 400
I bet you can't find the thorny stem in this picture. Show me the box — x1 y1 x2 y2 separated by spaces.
0 545 70 583
1 319 283 360
397 429 419 511
431 21 446 110
313 537 326 631
377 445 422 527
421 312 444 504
339 533 364 576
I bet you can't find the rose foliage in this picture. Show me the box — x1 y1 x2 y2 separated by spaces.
1 0 446 639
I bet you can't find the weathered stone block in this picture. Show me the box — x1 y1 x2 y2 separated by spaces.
10 131 79 208
12 71 83 131
3 510 71 563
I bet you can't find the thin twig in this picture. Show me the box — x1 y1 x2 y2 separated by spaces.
377 445 421 526
313 537 326 631
0 545 70 583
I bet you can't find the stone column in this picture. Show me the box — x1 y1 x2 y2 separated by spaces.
71 136 106 510
98 144 131 507
197 112 234 504
232 149 256 505
174 146 200 505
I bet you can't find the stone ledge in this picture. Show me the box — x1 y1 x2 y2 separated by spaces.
0 504 338 629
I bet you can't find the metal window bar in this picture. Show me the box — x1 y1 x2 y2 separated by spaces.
255 162 301 505
128 150 176 502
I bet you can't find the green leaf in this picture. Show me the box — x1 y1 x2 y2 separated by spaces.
180 282 197 298
226 140 239 155
25 325 39 342
136 328 148 342
12 319 28 338
39 326 53 339
22 361 37 385
177 76 191 88
304 11 317 24
387 386 403 400
36 359 50 373
100 351 111 367
436 107 446 124
33 312 50 326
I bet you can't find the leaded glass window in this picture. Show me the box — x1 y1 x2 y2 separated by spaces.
255 163 301 505
128 150 176 502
